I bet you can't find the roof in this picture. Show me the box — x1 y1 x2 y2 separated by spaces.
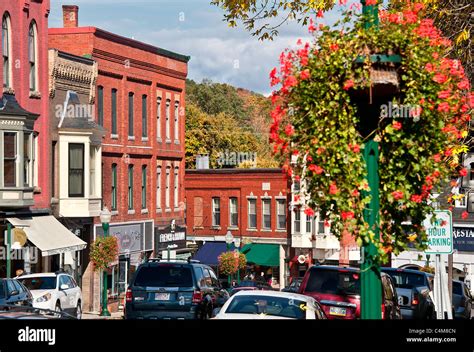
186 168 284 175
0 94 39 119
232 290 316 302
381 267 433 276
19 273 58 278
49 27 190 63
309 265 359 272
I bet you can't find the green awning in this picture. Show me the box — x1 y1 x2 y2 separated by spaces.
241 243 280 267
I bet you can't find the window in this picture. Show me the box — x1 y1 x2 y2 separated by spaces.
128 165 134 210
294 209 301 233
97 86 104 126
212 198 221 227
276 199 286 230
174 101 179 141
141 166 147 209
165 99 171 140
229 197 238 227
262 199 271 229
165 166 170 209
306 215 312 234
194 197 203 227
68 143 84 197
318 219 325 234
174 166 179 208
156 97 162 140
142 95 148 138
111 164 117 211
2 14 11 88
128 93 134 137
3 132 17 187
111 89 117 135
156 165 162 211
23 133 32 187
89 147 96 196
28 23 37 92
248 199 257 229
293 180 301 192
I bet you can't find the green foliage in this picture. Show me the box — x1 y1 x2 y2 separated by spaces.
218 251 247 275
89 236 119 270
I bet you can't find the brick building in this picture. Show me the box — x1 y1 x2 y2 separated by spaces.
185 168 290 288
49 5 189 311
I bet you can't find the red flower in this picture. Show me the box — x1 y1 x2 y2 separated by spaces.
437 90 451 99
341 211 355 220
343 79 354 90
304 208 315 217
306 155 312 161
269 67 280 87
294 195 300 202
339 0 347 5
459 168 468 177
444 149 452 157
411 195 423 203
413 3 425 12
330 43 339 52
300 69 311 80
284 124 295 136
425 63 434 72
462 211 469 220
308 18 316 33
393 121 402 130
308 164 324 175
366 0 377 5
283 75 298 89
316 147 325 155
388 13 402 24
324 220 330 228
433 154 441 162
329 182 339 195
437 102 450 113
317 10 324 18
433 73 448 84
450 179 458 187
392 191 404 200
352 189 360 197
458 80 470 90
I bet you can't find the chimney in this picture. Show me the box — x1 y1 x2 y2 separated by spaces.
63 5 79 28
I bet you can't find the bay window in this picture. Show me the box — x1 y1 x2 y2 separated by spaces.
3 132 16 187
68 143 84 197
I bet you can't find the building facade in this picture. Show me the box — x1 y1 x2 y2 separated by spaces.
185 168 290 288
49 5 189 310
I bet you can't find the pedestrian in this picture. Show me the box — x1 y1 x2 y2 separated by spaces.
15 269 24 278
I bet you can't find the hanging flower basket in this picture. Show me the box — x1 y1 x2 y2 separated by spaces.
218 251 247 275
269 2 472 264
90 236 119 271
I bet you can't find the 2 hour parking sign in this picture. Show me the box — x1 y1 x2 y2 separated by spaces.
423 210 453 254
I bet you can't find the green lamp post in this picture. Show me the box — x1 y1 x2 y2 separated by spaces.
225 231 234 287
234 237 241 285
6 223 11 279
100 207 112 317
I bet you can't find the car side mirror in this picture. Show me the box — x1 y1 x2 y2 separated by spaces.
60 284 69 290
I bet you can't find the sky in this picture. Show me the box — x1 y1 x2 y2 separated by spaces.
49 0 350 95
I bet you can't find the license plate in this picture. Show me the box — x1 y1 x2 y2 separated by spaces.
329 306 347 316
155 293 171 301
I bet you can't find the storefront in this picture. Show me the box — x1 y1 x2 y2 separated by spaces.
155 223 188 260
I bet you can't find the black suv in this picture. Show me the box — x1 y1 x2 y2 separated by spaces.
125 259 229 319
381 268 435 319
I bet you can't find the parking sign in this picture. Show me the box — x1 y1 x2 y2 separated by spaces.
423 210 453 254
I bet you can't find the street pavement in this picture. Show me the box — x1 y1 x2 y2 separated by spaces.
82 311 123 320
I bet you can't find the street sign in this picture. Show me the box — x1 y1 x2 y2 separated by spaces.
424 210 453 255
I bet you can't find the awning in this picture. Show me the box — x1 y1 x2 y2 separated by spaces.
7 216 87 256
192 242 235 266
241 243 280 267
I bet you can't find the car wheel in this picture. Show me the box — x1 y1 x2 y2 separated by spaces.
76 302 82 320
426 309 436 320
54 302 62 318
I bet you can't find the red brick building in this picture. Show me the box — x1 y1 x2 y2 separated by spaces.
185 168 290 288
49 6 189 310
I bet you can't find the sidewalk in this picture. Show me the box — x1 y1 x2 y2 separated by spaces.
82 311 124 320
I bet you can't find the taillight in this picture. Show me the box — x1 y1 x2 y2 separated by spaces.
192 291 203 304
126 288 133 303
381 304 385 320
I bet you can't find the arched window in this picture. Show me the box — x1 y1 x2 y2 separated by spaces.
28 22 38 92
2 14 11 89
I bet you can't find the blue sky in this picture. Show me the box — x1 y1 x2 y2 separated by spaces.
49 0 350 95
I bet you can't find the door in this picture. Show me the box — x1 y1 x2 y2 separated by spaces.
12 280 29 306
118 259 129 296
58 275 74 311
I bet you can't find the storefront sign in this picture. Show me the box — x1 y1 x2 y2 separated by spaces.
453 227 474 252
155 224 187 251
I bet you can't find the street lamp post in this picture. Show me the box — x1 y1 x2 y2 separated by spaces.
100 207 112 317
6 223 11 279
225 231 234 287
234 237 241 285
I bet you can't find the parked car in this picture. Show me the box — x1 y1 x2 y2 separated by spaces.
452 280 473 319
230 280 273 296
125 259 230 319
19 272 82 319
213 290 327 320
282 277 303 293
0 278 33 307
381 268 435 319
0 305 76 320
299 265 402 320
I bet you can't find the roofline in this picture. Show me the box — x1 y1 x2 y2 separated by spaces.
185 168 285 175
48 27 191 63
53 49 95 66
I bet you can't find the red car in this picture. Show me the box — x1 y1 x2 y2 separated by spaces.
299 265 402 320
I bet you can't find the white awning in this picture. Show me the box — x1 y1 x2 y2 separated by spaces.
7 216 87 256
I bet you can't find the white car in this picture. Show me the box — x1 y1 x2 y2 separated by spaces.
18 272 82 319
213 290 326 320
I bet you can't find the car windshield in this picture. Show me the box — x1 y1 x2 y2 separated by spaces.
304 269 360 296
384 271 427 289
453 282 463 296
225 296 308 319
238 281 258 287
134 266 193 287
20 277 57 290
